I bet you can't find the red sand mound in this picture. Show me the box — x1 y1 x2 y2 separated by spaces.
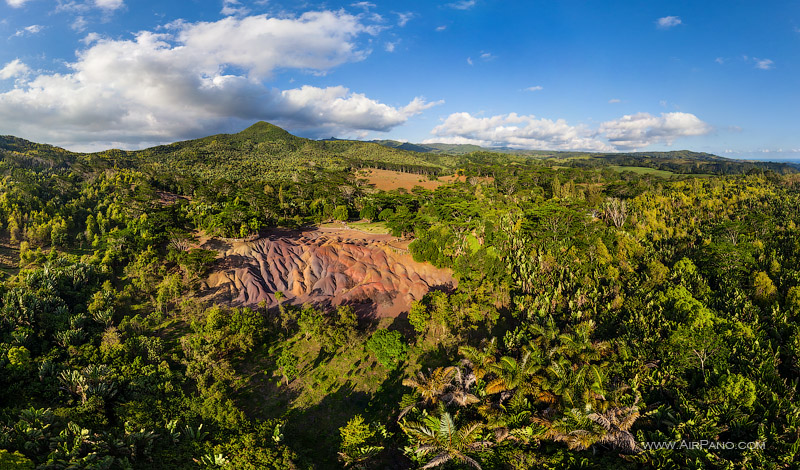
202 228 456 317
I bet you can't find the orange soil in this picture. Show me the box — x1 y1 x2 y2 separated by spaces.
202 227 456 318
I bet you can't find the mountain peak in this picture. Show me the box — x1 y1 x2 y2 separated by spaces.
237 121 298 142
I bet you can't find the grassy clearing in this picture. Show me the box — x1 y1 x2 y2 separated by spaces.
346 220 390 234
0 244 19 277
320 220 392 235
357 168 447 191
609 165 678 177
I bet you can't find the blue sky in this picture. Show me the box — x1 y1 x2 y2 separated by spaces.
0 0 798 158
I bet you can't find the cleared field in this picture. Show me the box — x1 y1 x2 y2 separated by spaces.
609 165 678 177
319 220 390 234
356 168 492 191
357 168 451 190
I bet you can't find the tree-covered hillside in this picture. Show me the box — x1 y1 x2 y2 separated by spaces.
1 123 799 469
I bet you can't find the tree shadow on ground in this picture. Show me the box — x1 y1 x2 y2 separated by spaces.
284 383 370 469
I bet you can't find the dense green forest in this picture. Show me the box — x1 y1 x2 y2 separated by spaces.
1 122 799 469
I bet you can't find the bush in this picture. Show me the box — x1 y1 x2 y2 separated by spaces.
333 205 349 221
0 449 35 469
365 329 408 369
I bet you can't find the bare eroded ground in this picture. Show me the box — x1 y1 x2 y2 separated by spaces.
201 227 456 317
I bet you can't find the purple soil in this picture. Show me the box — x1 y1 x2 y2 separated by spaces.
202 228 456 317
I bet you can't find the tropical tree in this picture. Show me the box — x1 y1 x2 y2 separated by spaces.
400 367 457 418
401 411 490 469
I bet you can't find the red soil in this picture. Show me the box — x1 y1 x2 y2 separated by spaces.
202 228 456 317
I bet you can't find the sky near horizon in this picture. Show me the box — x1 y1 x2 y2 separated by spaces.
0 0 798 158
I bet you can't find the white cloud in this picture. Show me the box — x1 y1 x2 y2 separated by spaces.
221 0 248 16
715 57 725 64
6 0 31 7
427 112 614 151
435 25 447 31
467 57 473 65
427 111 712 151
351 1 375 9
273 86 439 133
754 58 774 70
657 16 682 28
480 52 495 60
94 0 123 10
526 85 543 92
448 0 476 10
599 112 712 149
402 96 444 115
81 32 102 44
608 98 621 104
385 41 396 52
12 24 42 37
71 16 88 32
396 12 413 27
0 11 437 150
0 59 30 79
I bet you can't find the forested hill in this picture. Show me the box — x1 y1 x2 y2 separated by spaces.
126 122 447 186
2 123 796 181
374 138 796 175
0 135 79 169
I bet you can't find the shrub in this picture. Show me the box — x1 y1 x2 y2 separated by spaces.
365 329 407 369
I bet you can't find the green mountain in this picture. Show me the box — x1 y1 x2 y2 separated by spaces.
2 122 796 181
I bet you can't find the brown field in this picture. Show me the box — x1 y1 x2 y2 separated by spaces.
356 168 492 191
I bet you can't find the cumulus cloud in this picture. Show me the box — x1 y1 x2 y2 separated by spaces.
657 16 682 28
599 112 712 149
608 98 621 104
427 111 711 151
435 25 447 32
0 11 437 150
0 59 30 79
6 0 30 7
427 112 614 151
526 86 543 92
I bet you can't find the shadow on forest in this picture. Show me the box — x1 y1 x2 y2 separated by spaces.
284 383 369 468
284 369 415 470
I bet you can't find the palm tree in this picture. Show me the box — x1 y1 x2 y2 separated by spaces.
586 396 642 453
401 411 490 469
442 368 479 408
533 394 641 453
459 339 497 380
483 393 538 445
400 367 457 418
485 349 543 397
